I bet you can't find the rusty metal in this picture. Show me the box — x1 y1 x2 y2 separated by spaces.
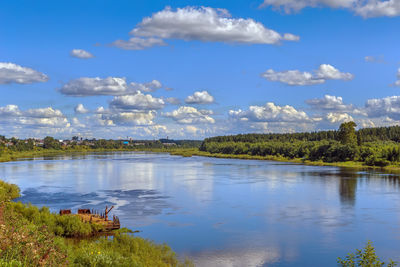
59 209 71 215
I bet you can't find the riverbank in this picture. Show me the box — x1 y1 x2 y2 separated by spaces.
168 148 400 173
0 179 193 266
3 147 400 174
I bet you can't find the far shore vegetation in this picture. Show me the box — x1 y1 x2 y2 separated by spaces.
5 123 400 173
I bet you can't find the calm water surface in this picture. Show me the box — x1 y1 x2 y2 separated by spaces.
1 152 400 266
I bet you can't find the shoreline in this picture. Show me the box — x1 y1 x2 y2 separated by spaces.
168 149 400 174
3 148 400 174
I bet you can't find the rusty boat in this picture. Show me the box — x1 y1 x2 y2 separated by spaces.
59 206 120 232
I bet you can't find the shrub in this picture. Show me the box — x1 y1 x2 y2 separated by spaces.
338 241 397 267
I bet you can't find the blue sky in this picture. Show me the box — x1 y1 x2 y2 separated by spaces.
1 0 400 139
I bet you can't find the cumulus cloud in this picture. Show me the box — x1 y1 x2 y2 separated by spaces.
110 92 165 111
229 102 311 122
365 95 400 120
163 106 215 124
130 79 162 92
100 111 156 126
60 77 127 96
261 64 353 86
113 6 299 50
355 0 400 18
59 77 162 96
74 104 89 114
70 49 94 59
185 91 215 104
0 105 21 117
25 107 64 118
306 95 354 111
0 105 69 129
260 0 400 18
0 62 49 85
325 112 354 124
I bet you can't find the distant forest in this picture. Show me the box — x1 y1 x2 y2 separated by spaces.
199 123 400 167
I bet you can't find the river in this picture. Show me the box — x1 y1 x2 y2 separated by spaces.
1 152 399 266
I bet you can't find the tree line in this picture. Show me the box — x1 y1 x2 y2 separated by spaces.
199 122 400 167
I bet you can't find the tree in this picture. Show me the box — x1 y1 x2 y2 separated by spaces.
338 241 397 266
338 121 357 145
43 136 61 150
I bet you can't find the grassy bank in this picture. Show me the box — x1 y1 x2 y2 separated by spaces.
0 180 192 267
168 148 400 173
4 146 400 174
0 148 140 163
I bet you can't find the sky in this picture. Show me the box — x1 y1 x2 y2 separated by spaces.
1 0 400 140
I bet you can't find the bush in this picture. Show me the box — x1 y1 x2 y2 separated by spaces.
365 155 390 167
0 181 20 202
338 241 397 266
10 202 101 237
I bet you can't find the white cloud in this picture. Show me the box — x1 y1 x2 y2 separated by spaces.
0 105 70 129
25 107 64 118
60 77 128 96
229 102 311 122
260 0 400 18
392 68 400 86
130 79 162 92
19 117 70 128
185 91 215 104
100 111 156 126
306 95 354 111
315 64 354 80
355 0 400 18
0 62 49 85
325 112 354 124
95 106 107 114
70 49 94 59
111 37 167 50
110 92 165 111
163 106 215 124
59 77 163 96
113 6 299 50
283 33 301 41
74 104 89 114
71 117 86 128
0 105 21 117
261 64 353 86
365 95 400 120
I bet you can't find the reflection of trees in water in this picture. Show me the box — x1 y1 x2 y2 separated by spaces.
337 168 400 207
339 178 357 206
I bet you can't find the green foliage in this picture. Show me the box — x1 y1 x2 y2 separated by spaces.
199 124 400 167
0 204 67 266
0 259 23 267
338 122 357 145
10 202 101 237
338 241 397 267
0 181 20 202
69 232 193 267
43 136 61 150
